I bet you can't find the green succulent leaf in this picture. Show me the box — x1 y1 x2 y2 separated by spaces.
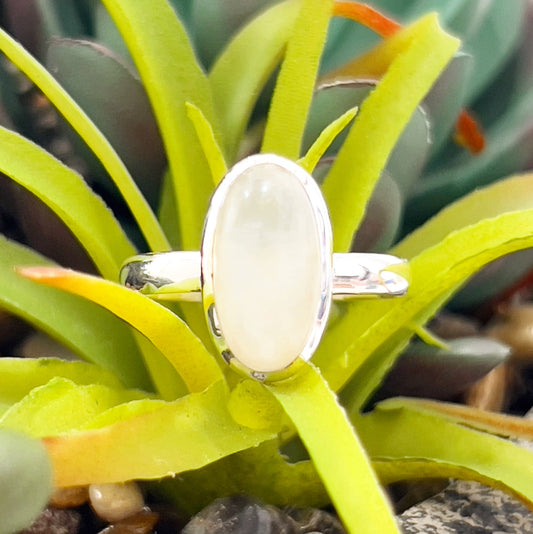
209 0 300 160
34 0 85 39
314 172 533 404
0 430 52 534
303 81 430 199
0 358 125 405
385 107 431 199
261 0 334 159
0 377 148 437
383 397 533 440
358 401 533 508
0 25 168 252
424 52 473 156
321 14 460 251
19 267 223 396
45 38 166 207
227 379 284 431
407 87 533 228
186 102 227 185
168 0 194 27
394 172 533 258
447 0 527 102
92 1 135 64
44 381 276 487
379 338 510 400
302 83 372 160
373 457 533 507
450 249 533 311
352 171 403 252
157 169 181 250
0 237 150 390
100 0 218 249
94 2 132 64
268 363 400 534
155 440 328 515
191 0 278 68
403 0 470 22
0 126 134 279
299 106 358 173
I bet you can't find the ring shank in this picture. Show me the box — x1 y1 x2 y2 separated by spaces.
121 251 408 301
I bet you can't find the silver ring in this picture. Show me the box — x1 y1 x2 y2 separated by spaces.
121 154 409 381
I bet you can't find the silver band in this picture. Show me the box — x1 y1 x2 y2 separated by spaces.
120 251 409 301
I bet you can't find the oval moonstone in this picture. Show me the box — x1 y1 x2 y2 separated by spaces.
210 158 326 374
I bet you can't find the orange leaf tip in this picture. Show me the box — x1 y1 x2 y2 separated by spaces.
454 109 486 154
16 266 73 280
333 1 401 38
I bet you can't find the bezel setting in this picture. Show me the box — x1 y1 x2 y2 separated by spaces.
200 154 333 381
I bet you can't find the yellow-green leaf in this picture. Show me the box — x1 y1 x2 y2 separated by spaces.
155 440 328 515
0 26 168 252
261 0 334 158
392 172 533 259
373 458 532 508
186 102 227 185
0 377 147 437
0 127 134 279
321 14 459 251
0 358 124 405
0 237 150 390
268 363 400 534
209 0 300 160
19 267 223 395
227 379 284 431
381 397 533 441
315 173 533 403
298 106 358 172
358 403 533 508
44 381 276 487
101 0 218 249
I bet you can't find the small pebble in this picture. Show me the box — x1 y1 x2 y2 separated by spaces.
487 305 533 363
181 495 296 534
89 482 145 523
464 363 515 411
286 507 345 534
181 496 347 534
96 509 159 534
49 486 89 509
398 480 533 533
388 479 449 514
429 312 481 340
17 331 79 361
20 506 81 534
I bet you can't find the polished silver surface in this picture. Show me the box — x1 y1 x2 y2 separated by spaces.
121 251 201 301
332 253 409 299
120 251 408 301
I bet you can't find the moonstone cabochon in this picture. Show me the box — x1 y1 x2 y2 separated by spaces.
201 154 332 375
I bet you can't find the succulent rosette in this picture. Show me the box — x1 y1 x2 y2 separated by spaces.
0 1 532 533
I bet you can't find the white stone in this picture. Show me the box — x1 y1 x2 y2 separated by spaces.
212 162 323 373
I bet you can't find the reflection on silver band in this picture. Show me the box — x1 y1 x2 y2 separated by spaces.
120 251 409 302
